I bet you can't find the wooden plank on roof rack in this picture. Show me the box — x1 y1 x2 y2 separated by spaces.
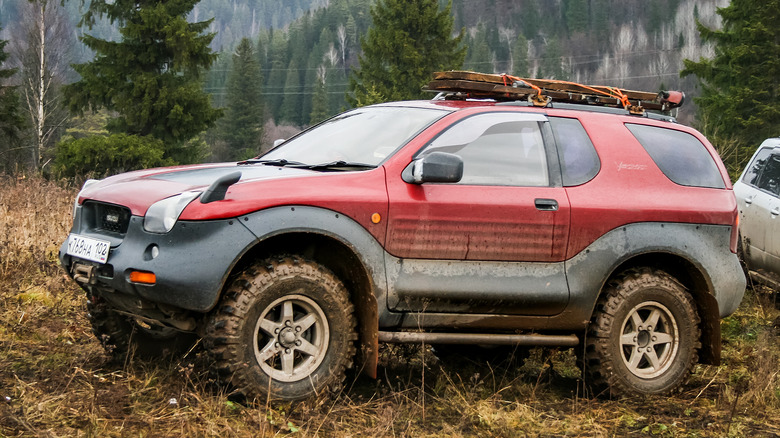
427 78 668 111
432 71 659 101
429 71 685 113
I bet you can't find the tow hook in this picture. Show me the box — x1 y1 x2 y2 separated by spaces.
72 263 97 285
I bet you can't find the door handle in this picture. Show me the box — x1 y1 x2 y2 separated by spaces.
744 196 754 205
535 198 558 211
771 207 780 216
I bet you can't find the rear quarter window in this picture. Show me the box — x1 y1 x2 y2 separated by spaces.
549 117 600 186
626 123 725 189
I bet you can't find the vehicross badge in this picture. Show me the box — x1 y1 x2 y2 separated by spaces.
66 234 110 264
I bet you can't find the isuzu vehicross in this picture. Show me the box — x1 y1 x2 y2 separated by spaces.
60 72 745 401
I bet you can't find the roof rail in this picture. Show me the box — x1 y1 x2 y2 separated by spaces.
426 71 684 115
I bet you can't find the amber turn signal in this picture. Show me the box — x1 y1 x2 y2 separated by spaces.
371 213 381 224
129 271 156 285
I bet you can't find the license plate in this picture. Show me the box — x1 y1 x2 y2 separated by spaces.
66 234 111 264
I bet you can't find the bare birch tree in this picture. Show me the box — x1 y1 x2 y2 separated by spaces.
11 0 72 170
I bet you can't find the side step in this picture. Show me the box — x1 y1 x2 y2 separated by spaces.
378 331 579 347
749 269 780 290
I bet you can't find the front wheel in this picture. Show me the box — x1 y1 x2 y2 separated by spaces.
205 257 357 401
583 268 701 397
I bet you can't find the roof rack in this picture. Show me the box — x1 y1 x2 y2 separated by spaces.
426 71 684 115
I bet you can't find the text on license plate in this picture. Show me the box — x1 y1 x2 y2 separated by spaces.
67 234 110 264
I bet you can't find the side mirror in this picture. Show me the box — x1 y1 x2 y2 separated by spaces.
403 151 463 184
273 138 286 148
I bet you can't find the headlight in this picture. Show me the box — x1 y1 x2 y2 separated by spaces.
143 191 201 233
72 179 100 219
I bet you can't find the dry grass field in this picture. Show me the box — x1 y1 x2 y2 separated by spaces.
1 176 778 437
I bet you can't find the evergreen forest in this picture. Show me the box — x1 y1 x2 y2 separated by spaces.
0 0 764 175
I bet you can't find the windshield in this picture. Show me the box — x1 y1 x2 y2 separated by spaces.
260 106 448 167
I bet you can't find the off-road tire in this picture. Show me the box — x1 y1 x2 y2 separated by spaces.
87 293 197 359
583 267 700 397
205 256 357 401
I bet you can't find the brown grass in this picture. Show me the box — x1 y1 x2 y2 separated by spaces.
1 176 778 437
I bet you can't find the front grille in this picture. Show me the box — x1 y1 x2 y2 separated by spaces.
84 201 132 234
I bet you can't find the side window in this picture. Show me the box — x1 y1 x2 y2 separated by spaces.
549 117 600 186
756 154 780 196
741 147 772 187
419 113 549 186
626 123 726 189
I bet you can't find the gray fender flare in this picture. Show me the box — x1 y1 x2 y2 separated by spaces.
238 205 388 377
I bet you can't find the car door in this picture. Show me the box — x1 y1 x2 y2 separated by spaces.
736 147 780 272
384 112 571 316
742 150 780 273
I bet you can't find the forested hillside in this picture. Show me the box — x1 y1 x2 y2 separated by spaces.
200 0 725 133
0 0 728 169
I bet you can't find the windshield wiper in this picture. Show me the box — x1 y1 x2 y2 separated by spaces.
289 160 377 171
237 158 306 167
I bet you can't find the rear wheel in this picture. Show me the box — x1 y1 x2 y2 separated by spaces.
205 257 357 401
583 268 700 397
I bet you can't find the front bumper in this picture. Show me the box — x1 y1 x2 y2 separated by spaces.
60 211 257 313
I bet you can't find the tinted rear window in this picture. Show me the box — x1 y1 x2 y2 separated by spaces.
626 124 725 189
549 117 600 186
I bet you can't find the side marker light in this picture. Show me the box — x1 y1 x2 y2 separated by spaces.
371 213 381 224
129 271 157 285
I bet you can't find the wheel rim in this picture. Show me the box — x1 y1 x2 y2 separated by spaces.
253 294 330 383
619 301 679 379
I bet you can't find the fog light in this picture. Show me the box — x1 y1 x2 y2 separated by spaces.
144 244 160 261
129 271 156 285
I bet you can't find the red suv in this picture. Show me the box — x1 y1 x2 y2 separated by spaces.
60 74 745 400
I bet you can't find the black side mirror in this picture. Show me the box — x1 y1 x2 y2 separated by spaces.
403 151 463 184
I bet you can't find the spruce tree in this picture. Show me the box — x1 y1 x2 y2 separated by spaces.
512 34 529 77
466 23 492 72
219 38 264 160
348 0 465 106
309 75 330 125
0 26 27 173
565 0 589 34
681 0 780 174
265 32 289 121
64 0 222 163
280 58 304 125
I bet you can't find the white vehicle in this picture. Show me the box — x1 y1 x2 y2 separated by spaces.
734 137 780 286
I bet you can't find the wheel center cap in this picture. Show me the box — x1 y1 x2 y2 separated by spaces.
637 330 651 348
279 327 297 347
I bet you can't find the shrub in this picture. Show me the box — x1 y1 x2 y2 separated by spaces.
53 134 174 179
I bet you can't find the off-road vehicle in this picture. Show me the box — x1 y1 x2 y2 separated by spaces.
60 72 746 400
734 138 780 292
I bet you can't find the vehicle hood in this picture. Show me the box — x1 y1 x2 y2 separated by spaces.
77 163 323 216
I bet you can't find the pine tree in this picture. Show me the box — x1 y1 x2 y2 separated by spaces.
309 71 330 125
0 26 27 174
64 0 222 163
219 38 264 160
265 31 289 121
465 23 493 72
565 0 589 35
512 34 529 77
348 0 466 106
540 37 566 80
681 0 780 174
280 58 303 125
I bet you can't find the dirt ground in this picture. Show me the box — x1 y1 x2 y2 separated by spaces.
1 176 778 437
